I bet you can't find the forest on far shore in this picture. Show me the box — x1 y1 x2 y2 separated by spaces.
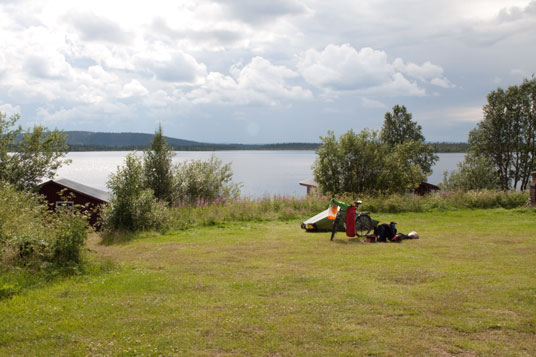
64 131 468 152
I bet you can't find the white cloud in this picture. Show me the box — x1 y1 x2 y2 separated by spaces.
430 77 455 88
393 59 443 81
0 103 21 116
145 89 176 108
446 106 484 123
87 65 118 83
298 45 392 90
455 1 536 46
188 56 312 106
0 0 530 142
135 50 208 85
35 101 136 128
393 58 454 88
365 72 426 97
66 11 132 44
297 44 438 96
214 0 309 24
24 53 73 80
361 97 387 109
119 79 148 98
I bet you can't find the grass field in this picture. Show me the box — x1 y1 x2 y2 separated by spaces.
1 209 535 356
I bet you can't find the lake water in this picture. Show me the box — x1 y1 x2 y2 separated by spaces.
55 151 465 197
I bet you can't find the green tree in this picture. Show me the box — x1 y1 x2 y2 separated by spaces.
0 182 88 270
0 112 69 190
381 105 437 175
335 129 386 194
103 153 168 232
381 105 425 146
469 78 536 190
381 141 428 193
143 124 174 203
441 153 498 191
312 131 344 194
313 129 426 195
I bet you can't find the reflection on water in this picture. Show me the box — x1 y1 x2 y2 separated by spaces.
55 151 465 197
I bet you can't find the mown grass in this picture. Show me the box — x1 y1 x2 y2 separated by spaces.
1 208 536 355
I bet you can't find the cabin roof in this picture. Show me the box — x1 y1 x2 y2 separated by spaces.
40 178 111 203
417 182 440 190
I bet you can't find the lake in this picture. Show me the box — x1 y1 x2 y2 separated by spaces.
55 151 465 197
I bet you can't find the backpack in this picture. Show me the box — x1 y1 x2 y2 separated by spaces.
374 222 397 242
389 222 397 240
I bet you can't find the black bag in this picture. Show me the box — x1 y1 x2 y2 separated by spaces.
374 222 397 242
389 222 397 240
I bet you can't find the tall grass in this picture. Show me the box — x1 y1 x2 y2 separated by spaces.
165 190 530 231
168 194 328 231
359 189 530 213
0 183 89 272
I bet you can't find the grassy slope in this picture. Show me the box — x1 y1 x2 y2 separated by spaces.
1 209 535 356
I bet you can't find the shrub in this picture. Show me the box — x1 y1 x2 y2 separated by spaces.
0 183 89 270
313 129 435 195
354 190 529 213
143 124 174 203
441 153 498 191
47 208 89 267
102 153 170 232
172 155 241 206
0 112 69 191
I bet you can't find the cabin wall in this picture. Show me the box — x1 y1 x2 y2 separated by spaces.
38 182 106 228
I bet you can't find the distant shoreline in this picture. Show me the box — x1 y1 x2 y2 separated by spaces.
63 131 469 153
66 142 469 153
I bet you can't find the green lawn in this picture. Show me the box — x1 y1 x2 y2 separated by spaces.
1 209 535 356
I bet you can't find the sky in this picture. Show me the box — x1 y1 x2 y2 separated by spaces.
0 0 535 144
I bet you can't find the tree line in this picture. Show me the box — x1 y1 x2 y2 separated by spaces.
67 142 469 153
313 105 438 195
443 77 536 191
66 142 322 151
313 77 536 195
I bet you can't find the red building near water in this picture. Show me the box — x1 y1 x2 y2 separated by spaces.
38 178 111 228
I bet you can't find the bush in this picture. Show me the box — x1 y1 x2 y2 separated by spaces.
441 153 498 191
0 112 69 191
0 183 89 270
48 208 89 267
143 124 174 203
102 153 170 232
172 155 241 206
313 129 435 195
354 190 529 213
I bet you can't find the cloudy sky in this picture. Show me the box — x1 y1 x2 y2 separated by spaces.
1 0 535 143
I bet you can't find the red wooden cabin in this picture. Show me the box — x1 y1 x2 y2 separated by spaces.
38 178 111 228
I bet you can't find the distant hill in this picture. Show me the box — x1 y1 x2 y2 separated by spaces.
65 131 320 151
65 131 203 148
64 131 468 152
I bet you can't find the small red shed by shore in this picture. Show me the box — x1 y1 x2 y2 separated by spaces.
38 178 111 227
414 182 440 196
